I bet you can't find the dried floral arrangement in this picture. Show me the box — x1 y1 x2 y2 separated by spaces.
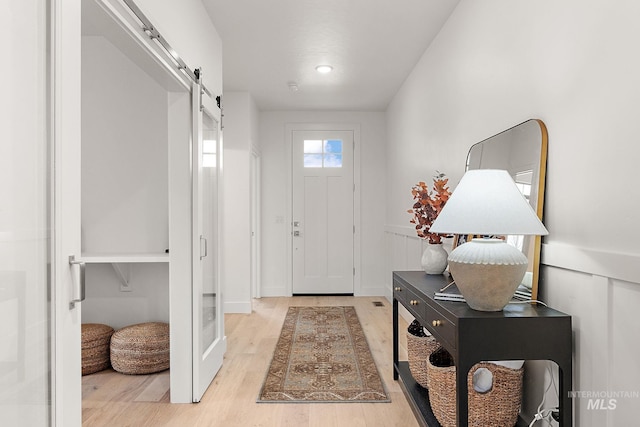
407 171 452 244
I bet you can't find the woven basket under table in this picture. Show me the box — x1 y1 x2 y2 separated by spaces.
110 322 170 375
427 347 524 427
406 332 440 389
81 323 114 375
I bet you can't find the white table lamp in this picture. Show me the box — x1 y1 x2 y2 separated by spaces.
430 169 548 311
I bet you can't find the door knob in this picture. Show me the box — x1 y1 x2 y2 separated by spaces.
293 231 300 237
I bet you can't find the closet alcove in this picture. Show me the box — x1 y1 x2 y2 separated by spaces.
80 0 223 405
81 13 172 331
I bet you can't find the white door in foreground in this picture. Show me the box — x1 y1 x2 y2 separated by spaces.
2 0 82 425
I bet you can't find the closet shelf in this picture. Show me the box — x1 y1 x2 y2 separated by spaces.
80 253 169 291
81 253 169 264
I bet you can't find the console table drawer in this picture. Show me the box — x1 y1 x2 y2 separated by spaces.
394 284 425 320
425 305 456 350
392 283 409 304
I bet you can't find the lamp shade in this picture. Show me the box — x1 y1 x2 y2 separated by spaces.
429 169 548 236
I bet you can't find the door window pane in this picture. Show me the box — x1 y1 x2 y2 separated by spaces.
324 139 342 153
201 110 218 353
304 154 323 168
303 140 323 153
303 139 343 168
1 0 51 423
324 153 343 168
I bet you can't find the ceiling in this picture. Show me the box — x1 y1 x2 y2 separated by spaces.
202 0 460 111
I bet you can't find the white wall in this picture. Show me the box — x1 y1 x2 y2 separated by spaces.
385 0 640 425
135 0 223 97
82 36 169 254
221 91 259 313
81 36 170 328
259 111 387 297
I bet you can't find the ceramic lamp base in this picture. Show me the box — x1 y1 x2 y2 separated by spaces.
448 239 528 311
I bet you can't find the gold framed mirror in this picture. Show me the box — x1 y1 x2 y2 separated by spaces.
464 119 548 300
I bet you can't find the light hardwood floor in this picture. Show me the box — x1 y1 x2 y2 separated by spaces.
82 296 416 427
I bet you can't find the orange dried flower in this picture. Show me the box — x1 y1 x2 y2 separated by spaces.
407 171 452 244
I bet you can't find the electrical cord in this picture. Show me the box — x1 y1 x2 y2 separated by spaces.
529 410 555 426
511 299 548 307
528 363 559 426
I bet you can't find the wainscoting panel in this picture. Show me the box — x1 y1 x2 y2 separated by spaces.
541 242 640 285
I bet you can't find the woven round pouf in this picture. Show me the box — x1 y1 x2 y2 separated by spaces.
110 322 170 375
81 323 114 376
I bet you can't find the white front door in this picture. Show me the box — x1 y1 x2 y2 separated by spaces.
292 131 354 294
192 74 226 401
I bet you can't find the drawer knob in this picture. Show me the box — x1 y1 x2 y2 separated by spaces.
432 320 442 327
394 287 401 291
410 300 419 306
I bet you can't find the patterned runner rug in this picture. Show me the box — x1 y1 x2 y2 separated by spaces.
257 306 390 403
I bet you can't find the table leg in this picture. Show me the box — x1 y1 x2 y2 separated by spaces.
456 358 475 427
558 356 573 426
393 297 399 380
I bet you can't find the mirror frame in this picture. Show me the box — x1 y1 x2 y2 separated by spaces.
462 119 548 300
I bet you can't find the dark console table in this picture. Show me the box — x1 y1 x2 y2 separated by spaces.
392 271 573 426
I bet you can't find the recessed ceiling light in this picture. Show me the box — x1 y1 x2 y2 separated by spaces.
315 65 333 74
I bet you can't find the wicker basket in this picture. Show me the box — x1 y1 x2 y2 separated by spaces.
427 347 524 427
406 332 440 388
81 323 114 375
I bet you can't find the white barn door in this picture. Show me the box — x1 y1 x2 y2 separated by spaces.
191 73 225 401
292 130 354 294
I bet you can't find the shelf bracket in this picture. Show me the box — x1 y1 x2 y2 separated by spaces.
111 263 133 292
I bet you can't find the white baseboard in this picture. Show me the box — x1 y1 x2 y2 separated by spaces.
355 286 388 297
259 287 288 297
223 301 252 314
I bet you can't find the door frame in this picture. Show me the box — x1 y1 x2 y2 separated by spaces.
52 0 82 425
284 123 362 296
250 147 262 300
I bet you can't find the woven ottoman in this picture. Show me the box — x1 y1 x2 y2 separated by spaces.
110 322 170 375
81 323 114 375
